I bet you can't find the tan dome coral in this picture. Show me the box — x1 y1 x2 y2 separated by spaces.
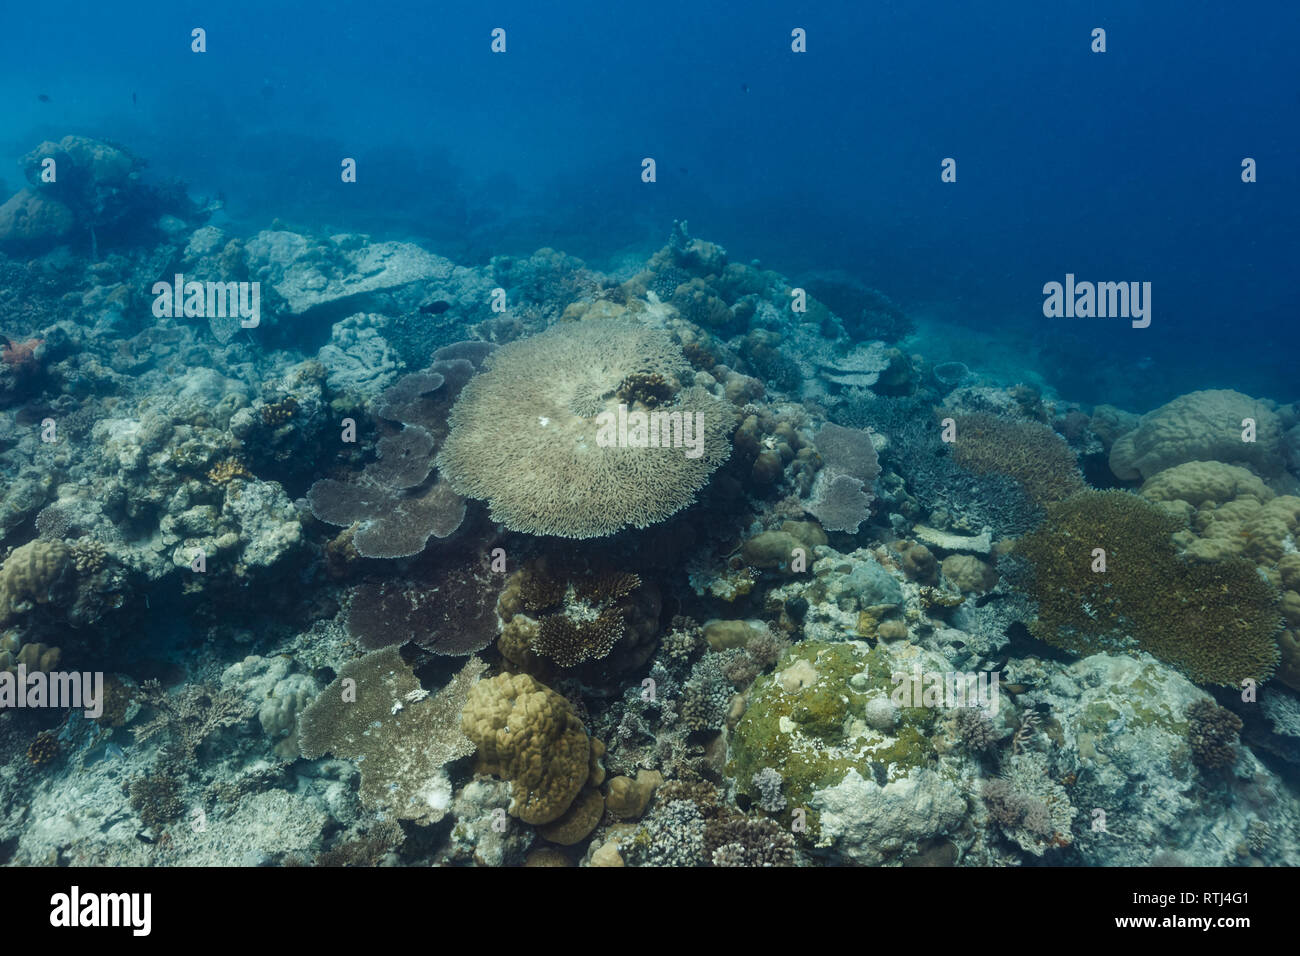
0 540 71 622
1109 389 1284 481
462 672 597 825
437 317 732 538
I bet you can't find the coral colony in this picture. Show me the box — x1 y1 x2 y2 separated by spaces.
0 71 1296 872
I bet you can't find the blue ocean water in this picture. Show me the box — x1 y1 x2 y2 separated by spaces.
6 0 1295 405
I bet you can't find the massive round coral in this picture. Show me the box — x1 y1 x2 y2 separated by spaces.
437 317 732 538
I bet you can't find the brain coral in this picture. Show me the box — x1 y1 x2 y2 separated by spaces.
461 671 595 825
437 317 732 538
1109 389 1284 481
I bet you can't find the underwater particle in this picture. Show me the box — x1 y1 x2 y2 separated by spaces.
437 317 731 538
1185 698 1243 771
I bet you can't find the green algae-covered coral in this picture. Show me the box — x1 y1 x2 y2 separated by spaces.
1016 490 1281 687
727 640 941 817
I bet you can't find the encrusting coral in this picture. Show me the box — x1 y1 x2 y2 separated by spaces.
298 648 485 824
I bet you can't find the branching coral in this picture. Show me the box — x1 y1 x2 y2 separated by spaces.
1186 698 1242 770
133 680 255 770
496 558 661 677
437 317 732 538
951 413 1084 506
1016 490 1281 686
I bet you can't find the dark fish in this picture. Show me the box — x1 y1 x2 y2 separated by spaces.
419 300 451 315
741 83 749 93
132 91 137 106
37 93 50 103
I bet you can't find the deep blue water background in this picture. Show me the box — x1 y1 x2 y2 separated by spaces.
3 0 1296 408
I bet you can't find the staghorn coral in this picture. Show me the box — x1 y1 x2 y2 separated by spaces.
298 649 485 824
437 317 732 538
1016 491 1281 687
133 680 255 771
128 773 185 829
950 413 1084 506
461 671 598 825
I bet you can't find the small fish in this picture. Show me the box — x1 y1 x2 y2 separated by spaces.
37 93 50 103
132 91 137 106
741 83 750 93
419 300 451 315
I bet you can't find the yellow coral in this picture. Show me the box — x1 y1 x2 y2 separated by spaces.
461 672 595 825
0 540 70 622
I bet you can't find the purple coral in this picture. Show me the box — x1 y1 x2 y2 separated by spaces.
804 423 879 534
347 564 499 654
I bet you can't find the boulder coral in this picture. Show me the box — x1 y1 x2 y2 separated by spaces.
461 672 602 825
1109 389 1284 481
